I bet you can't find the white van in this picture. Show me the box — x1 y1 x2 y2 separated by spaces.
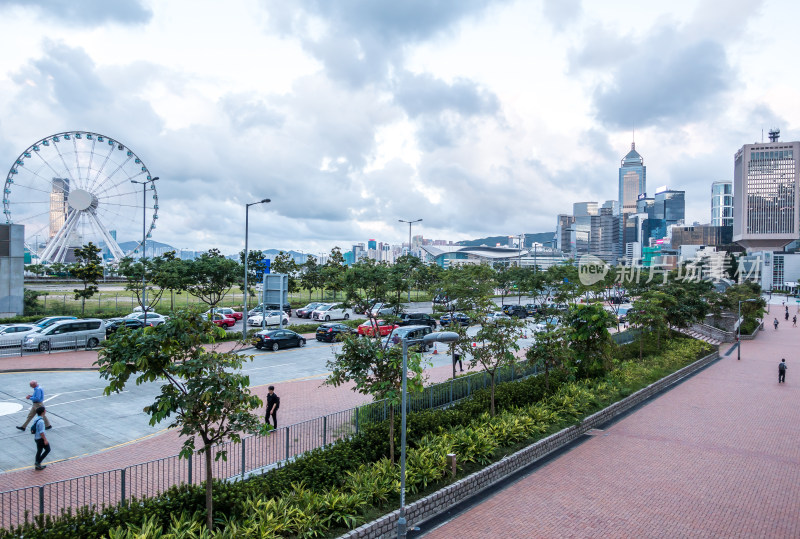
23 319 106 352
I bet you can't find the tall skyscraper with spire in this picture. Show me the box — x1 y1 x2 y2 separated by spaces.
618 141 646 215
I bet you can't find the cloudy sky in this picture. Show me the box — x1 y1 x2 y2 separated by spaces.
1 0 798 257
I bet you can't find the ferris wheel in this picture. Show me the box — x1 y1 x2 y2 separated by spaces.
4 131 159 264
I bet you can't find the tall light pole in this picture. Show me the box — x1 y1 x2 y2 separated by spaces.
398 218 422 302
131 176 159 327
398 331 459 539
737 298 757 360
244 199 271 339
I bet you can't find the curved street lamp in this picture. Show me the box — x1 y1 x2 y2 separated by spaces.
243 198 271 339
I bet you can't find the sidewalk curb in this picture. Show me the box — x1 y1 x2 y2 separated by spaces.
0 367 99 373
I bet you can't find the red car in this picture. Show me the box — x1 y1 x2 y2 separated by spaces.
357 319 398 337
209 313 236 328
208 308 243 321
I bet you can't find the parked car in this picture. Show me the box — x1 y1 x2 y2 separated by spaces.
524 304 539 316
247 310 289 327
501 305 528 318
125 312 169 326
616 307 630 324
312 304 351 321
23 319 105 352
34 316 77 329
383 325 434 351
485 311 512 323
316 323 356 342
249 303 292 316
439 312 470 327
432 293 449 304
295 302 323 319
533 317 561 333
0 324 39 347
353 299 379 315
357 319 398 337
105 318 145 336
206 307 242 320
369 303 399 317
254 329 306 351
609 296 630 305
208 313 236 328
396 312 435 328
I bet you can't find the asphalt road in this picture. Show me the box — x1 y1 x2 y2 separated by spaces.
0 298 542 472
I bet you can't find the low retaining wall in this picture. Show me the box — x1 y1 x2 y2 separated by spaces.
691 322 735 343
341 350 720 539
739 321 763 341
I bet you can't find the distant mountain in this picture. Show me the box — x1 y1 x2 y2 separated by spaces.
117 240 177 253
457 232 556 248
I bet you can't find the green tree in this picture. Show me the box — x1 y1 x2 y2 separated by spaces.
325 336 425 462
49 262 68 277
69 242 104 315
271 251 300 294
459 316 523 415
239 249 266 300
342 258 391 329
119 256 166 312
184 249 242 310
23 288 45 314
299 256 323 301
526 323 572 392
493 263 515 305
96 312 264 530
322 247 346 300
628 292 670 360
152 252 187 311
25 264 47 277
563 303 615 379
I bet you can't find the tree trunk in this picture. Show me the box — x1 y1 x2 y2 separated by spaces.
81 297 85 315
388 403 395 463
639 335 643 361
204 448 214 530
544 361 550 393
490 372 496 416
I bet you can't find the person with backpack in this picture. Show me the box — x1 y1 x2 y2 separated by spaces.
774 318 779 330
779 359 788 383
32 406 50 470
265 385 280 429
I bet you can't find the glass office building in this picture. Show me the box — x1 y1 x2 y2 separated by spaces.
619 142 646 216
711 181 733 227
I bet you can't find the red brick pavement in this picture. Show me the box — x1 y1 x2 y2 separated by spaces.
426 328 800 538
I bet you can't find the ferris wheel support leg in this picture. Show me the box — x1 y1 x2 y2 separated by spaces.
87 210 125 261
53 211 81 264
39 209 80 263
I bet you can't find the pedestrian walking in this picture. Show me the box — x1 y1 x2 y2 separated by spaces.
32 406 50 470
774 318 779 330
265 385 280 429
16 380 51 432
785 310 790 321
779 358 788 383
793 315 797 327
453 352 464 372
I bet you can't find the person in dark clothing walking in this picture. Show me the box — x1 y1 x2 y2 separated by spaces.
453 352 464 372
793 315 797 327
779 359 787 383
785 310 790 321
265 385 280 429
32 406 50 470
774 318 779 330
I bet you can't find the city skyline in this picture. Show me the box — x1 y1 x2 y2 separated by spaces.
1 1 799 255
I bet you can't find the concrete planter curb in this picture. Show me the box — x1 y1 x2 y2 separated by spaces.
340 350 720 539
739 321 762 340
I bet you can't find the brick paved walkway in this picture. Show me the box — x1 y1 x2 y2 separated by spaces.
425 326 800 538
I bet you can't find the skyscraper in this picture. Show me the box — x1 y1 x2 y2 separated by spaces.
619 142 646 216
733 130 800 252
49 178 69 239
711 180 733 227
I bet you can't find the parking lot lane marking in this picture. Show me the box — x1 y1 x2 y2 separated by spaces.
246 364 292 372
252 371 333 387
43 394 61 403
45 392 126 407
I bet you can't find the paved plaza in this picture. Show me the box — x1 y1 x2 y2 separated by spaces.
423 319 800 538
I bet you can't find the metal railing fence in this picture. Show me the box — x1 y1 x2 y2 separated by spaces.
0 359 540 530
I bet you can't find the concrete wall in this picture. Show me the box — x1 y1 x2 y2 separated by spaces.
0 224 24 317
341 350 720 539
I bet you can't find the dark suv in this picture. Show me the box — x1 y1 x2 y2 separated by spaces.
501 305 527 318
397 312 437 329
524 304 539 316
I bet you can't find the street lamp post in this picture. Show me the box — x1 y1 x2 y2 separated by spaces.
131 176 159 327
398 219 422 302
737 298 758 360
398 330 459 539
244 199 271 339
